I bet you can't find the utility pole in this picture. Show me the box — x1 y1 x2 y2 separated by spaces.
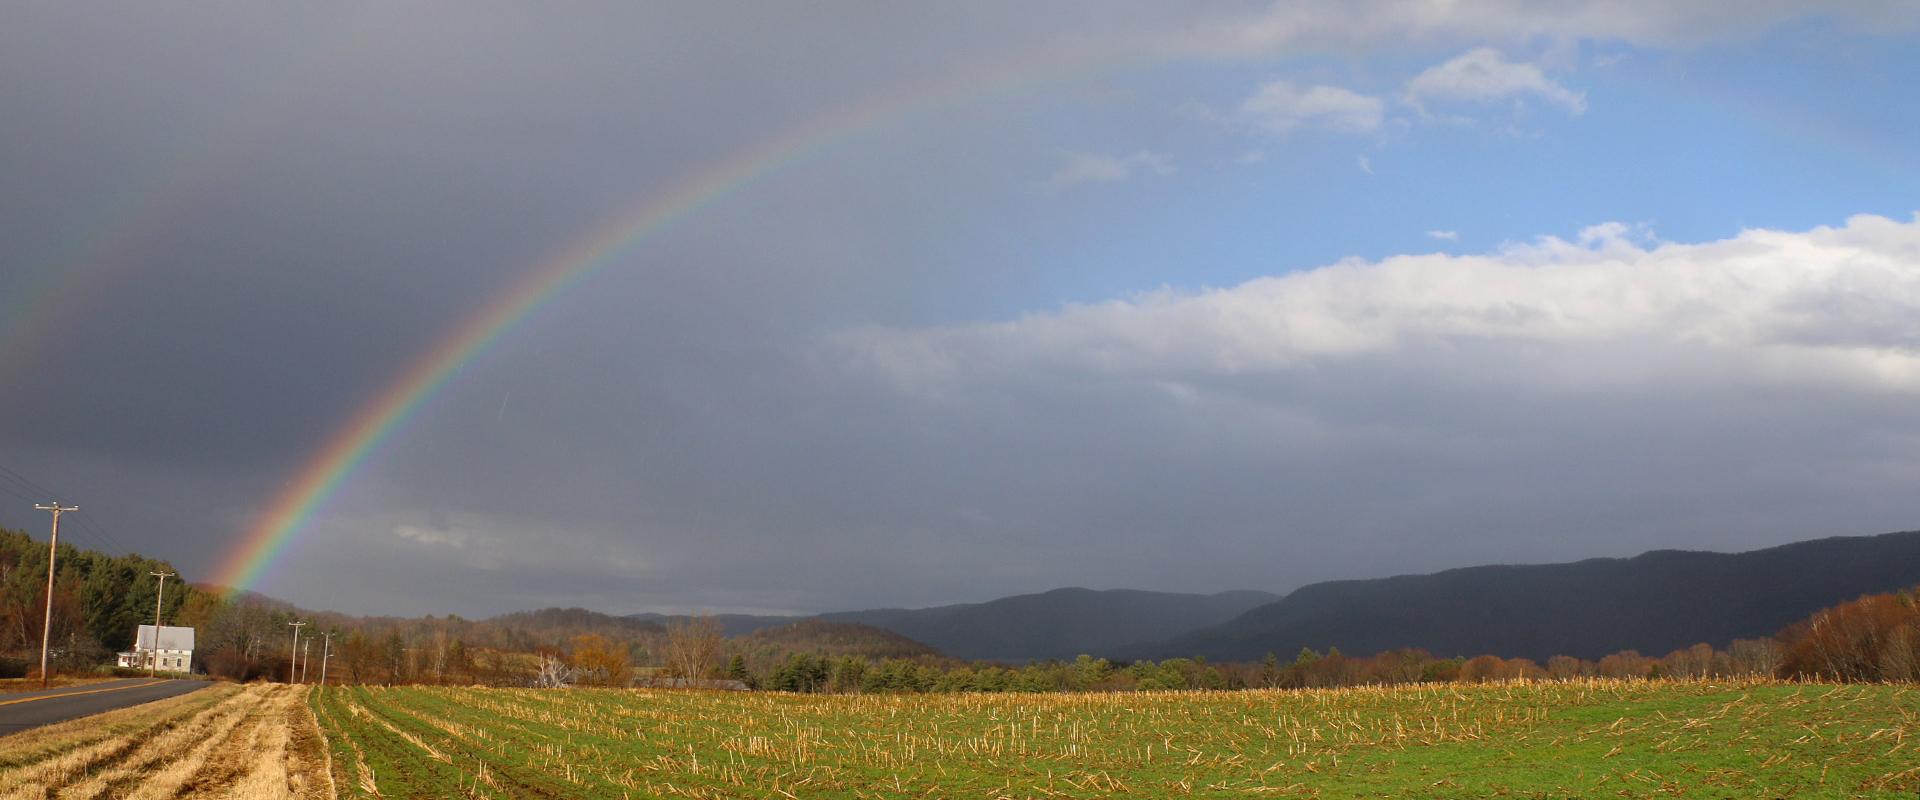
34 503 77 689
149 571 174 677
301 638 312 683
287 620 307 684
319 631 335 691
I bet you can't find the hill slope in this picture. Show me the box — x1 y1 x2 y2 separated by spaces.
474 607 668 649
1153 530 1920 662
819 588 1280 662
624 613 797 637
744 620 942 659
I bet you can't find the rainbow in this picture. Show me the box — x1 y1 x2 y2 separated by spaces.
210 46 1129 593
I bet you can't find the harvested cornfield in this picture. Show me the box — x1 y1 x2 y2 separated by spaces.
0 683 332 800
314 679 1919 798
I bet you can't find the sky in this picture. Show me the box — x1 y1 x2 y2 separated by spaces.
2 2 1918 617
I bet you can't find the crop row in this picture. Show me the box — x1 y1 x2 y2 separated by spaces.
0 683 329 799
310 678 1919 798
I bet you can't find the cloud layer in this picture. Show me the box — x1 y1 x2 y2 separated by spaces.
828 214 1920 586
1184 1 1920 55
840 215 1920 391
3 3 1916 617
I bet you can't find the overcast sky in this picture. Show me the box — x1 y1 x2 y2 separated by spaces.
3 2 1919 617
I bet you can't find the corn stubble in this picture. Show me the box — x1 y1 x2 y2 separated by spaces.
2 679 1913 798
0 684 330 800
305 678 1918 799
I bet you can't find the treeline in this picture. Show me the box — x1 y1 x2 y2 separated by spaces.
728 586 1917 693
726 639 1789 694
196 606 682 684
0 527 677 682
6 528 1917 688
0 528 186 676
1776 585 1920 682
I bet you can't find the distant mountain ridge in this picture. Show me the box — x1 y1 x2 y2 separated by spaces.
818 587 1282 662
245 531 1920 667
1149 530 1920 662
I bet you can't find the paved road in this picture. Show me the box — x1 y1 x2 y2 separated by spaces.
0 678 210 736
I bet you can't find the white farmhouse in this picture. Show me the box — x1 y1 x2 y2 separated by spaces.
117 625 196 673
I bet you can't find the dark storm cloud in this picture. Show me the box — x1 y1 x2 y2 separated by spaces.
4 3 1918 618
0 1 1205 613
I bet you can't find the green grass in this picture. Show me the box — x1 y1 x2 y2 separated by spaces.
310 679 1920 798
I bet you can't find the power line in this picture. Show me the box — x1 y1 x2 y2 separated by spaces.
65 514 136 558
0 479 40 504
0 463 59 496
0 461 145 560
0 471 52 506
4 465 134 552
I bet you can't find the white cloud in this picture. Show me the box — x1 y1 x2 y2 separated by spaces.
1406 48 1586 114
1239 80 1384 135
1043 150 1175 190
1356 155 1374 174
1179 2 1920 56
393 524 467 548
1427 229 1459 241
837 213 1920 395
822 214 1920 589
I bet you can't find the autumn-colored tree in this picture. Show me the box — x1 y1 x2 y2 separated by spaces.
446 638 472 683
1458 654 1505 682
1596 650 1653 679
1369 648 1432 684
1778 587 1920 682
1546 655 1586 679
569 633 631 686
173 588 226 630
339 631 374 684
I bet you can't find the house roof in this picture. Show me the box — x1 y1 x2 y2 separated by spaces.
136 625 195 651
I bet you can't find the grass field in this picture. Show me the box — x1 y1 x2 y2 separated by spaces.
310 679 1919 799
0 683 330 799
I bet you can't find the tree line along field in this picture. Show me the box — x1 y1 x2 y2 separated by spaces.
300 679 1918 799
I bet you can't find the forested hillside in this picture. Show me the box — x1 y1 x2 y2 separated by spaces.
1156 530 1920 662
0 528 187 674
625 612 794 637
821 587 1280 661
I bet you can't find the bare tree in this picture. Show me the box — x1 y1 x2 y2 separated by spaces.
663 616 722 685
1726 638 1781 676
533 653 575 688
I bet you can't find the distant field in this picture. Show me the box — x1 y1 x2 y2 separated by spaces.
0 683 329 799
313 679 1919 799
